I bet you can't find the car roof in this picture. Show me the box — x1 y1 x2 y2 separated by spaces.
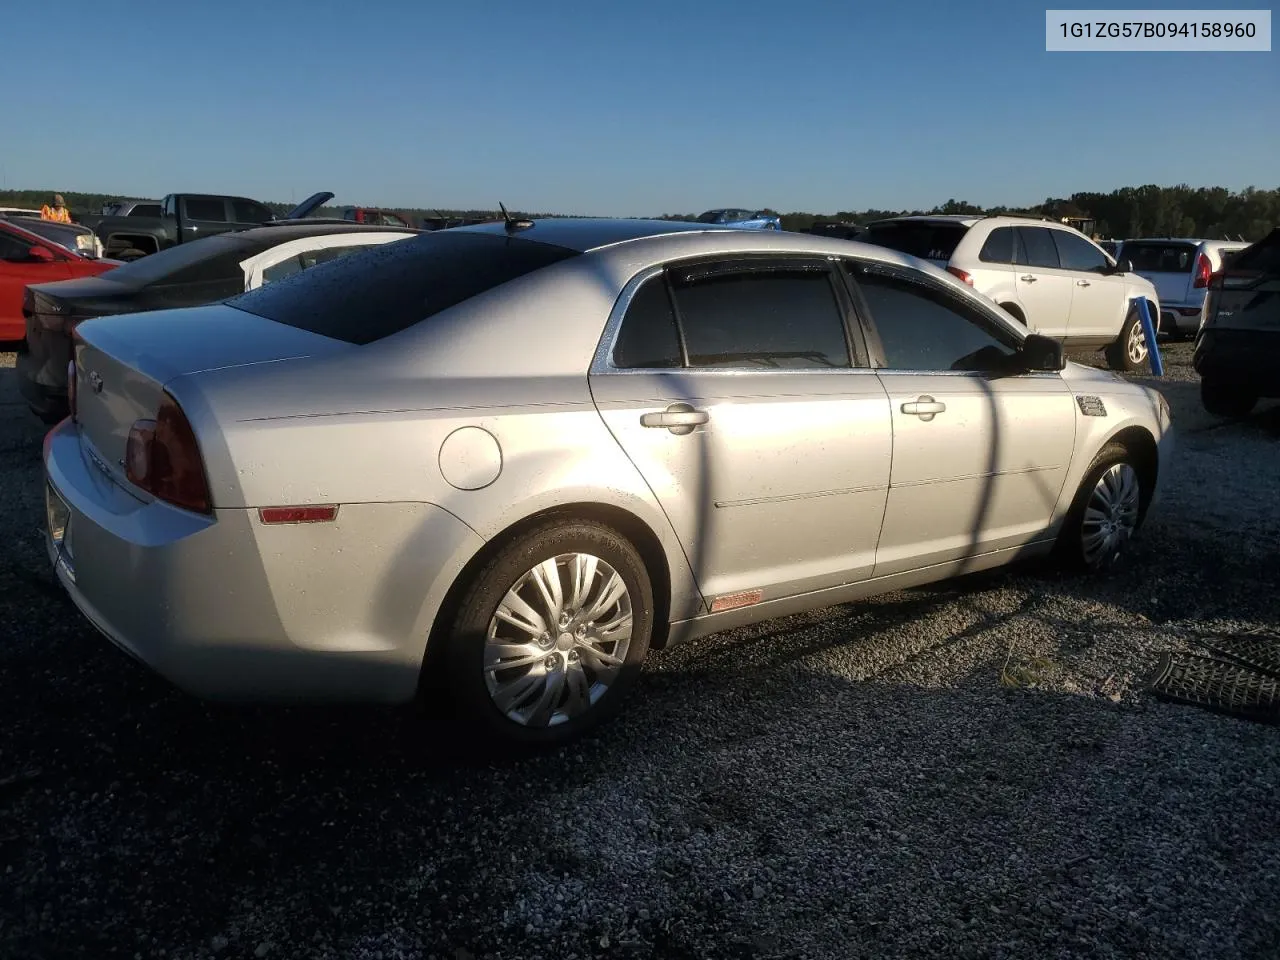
227 223 421 242
453 217 738 252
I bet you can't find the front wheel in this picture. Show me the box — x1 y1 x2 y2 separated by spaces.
1201 378 1257 419
1105 308 1149 373
1056 443 1146 574
440 519 654 750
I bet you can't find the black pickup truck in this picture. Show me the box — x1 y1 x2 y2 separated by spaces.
84 191 332 260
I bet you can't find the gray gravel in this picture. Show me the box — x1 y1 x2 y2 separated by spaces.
1 343 1279 960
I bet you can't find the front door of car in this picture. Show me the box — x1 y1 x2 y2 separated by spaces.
589 257 893 607
841 259 1077 578
1013 226 1073 338
1049 227 1129 342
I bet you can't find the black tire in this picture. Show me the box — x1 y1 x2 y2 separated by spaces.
438 518 654 751
1200 378 1257 418
1104 308 1148 373
1055 442 1147 575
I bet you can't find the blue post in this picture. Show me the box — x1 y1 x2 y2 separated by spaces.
1134 297 1164 377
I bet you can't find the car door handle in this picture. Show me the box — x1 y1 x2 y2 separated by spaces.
1076 279 1091 287
640 403 708 435
901 396 946 421
1020 274 1037 283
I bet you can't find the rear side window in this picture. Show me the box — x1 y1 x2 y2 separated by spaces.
978 227 1016 264
613 276 683 369
669 263 850 369
227 232 580 345
1051 230 1108 272
861 221 968 262
1016 227 1061 268
184 198 228 222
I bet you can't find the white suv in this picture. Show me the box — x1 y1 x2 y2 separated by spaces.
862 215 1161 371
1116 238 1250 339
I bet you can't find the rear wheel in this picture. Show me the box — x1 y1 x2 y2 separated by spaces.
1201 378 1257 419
1105 308 1148 372
1056 442 1146 574
439 519 653 750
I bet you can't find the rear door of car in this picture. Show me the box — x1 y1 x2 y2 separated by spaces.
1012 226 1073 337
1119 240 1196 306
589 256 893 606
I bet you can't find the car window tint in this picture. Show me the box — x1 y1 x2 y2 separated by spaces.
1051 230 1108 272
669 263 850 369
262 256 304 284
978 227 1015 264
1017 227 1060 268
185 198 228 222
227 231 580 345
0 231 34 261
862 221 968 261
612 275 683 368
849 263 1020 373
231 200 272 224
1120 242 1195 273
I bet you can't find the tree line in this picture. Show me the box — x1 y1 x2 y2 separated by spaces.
3 184 1276 241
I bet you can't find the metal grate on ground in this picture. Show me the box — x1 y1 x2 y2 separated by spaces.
1148 653 1280 724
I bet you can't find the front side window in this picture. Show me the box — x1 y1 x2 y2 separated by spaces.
1016 227 1061 269
847 262 1020 373
231 200 273 224
1051 229 1108 272
0 231 37 261
670 262 850 369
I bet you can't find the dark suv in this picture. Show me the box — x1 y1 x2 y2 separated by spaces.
1193 227 1280 417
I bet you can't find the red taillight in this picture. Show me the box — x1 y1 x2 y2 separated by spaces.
124 392 212 514
67 358 77 422
946 266 974 286
1193 253 1212 288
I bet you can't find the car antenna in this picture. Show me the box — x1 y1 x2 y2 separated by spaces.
498 201 534 232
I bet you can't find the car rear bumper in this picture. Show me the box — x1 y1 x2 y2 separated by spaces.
1193 328 1280 396
1159 304 1205 334
43 419 486 704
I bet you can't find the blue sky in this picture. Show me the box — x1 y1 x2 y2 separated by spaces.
1 0 1275 215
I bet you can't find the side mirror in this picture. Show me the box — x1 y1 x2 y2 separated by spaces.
27 245 56 263
1020 333 1065 372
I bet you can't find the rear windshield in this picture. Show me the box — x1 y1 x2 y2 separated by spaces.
861 221 968 261
1224 229 1280 277
1120 242 1195 273
103 235 258 285
226 231 580 345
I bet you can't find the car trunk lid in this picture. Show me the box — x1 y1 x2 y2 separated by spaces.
71 304 349 489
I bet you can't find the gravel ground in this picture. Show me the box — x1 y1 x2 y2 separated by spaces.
1 343 1278 960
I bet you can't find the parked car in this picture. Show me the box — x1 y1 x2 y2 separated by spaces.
809 221 864 240
1117 238 1251 339
18 222 416 422
1193 227 1280 417
342 207 415 228
43 219 1173 749
862 215 1161 371
0 206 44 219
695 209 782 230
1 214 105 259
0 219 120 341
83 191 334 260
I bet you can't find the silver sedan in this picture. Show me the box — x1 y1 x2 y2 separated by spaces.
44 219 1175 748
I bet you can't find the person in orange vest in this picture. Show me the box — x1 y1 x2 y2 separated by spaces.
40 194 73 223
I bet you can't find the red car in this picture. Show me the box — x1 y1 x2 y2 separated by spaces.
0 219 120 341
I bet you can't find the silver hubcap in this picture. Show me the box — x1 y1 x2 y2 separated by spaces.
1127 320 1148 365
1081 463 1140 568
484 553 633 727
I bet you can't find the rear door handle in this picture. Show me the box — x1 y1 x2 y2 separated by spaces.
1020 274 1037 283
901 396 946 421
1076 279 1091 287
640 402 709 435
